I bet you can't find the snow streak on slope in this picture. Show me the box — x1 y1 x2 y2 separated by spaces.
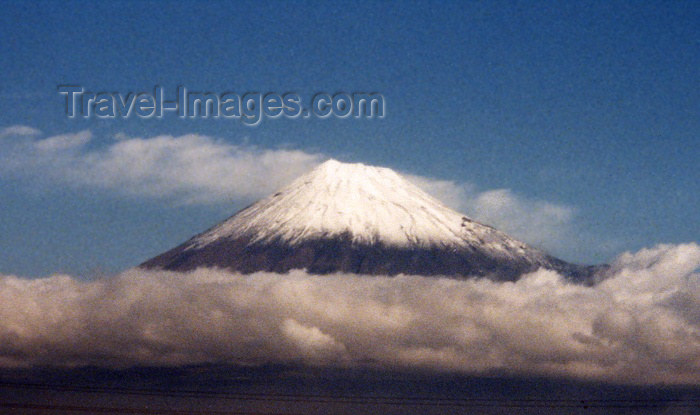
186 160 546 263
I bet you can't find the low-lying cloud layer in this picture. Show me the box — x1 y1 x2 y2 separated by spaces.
1 243 698 385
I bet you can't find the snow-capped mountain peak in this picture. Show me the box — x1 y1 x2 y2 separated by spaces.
143 159 598 281
188 159 528 255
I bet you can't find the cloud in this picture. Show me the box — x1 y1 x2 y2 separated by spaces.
0 125 41 138
34 130 92 151
0 243 697 384
407 175 580 255
404 174 476 211
0 129 324 204
468 189 575 247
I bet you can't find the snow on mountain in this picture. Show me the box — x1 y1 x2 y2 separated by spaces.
190 160 532 253
142 159 599 281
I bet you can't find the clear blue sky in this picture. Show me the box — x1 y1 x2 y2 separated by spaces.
0 0 697 277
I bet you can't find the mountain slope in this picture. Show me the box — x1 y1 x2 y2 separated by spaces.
142 160 598 281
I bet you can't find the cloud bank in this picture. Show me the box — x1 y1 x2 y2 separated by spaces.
0 243 698 385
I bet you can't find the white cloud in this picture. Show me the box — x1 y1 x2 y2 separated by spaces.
34 130 92 151
281 319 348 364
407 175 580 255
113 132 132 141
0 243 697 384
0 125 41 138
0 129 324 204
469 189 575 247
404 174 475 211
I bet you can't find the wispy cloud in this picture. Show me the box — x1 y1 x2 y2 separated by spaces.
0 127 324 204
406 175 581 255
34 130 92 151
0 243 697 384
0 125 41 138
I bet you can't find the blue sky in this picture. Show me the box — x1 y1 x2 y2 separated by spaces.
0 0 697 277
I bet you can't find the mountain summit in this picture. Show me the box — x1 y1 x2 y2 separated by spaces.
142 160 597 281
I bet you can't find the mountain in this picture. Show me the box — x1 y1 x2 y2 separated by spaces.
141 160 599 282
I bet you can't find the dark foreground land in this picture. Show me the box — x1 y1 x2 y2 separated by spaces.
0 365 697 415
